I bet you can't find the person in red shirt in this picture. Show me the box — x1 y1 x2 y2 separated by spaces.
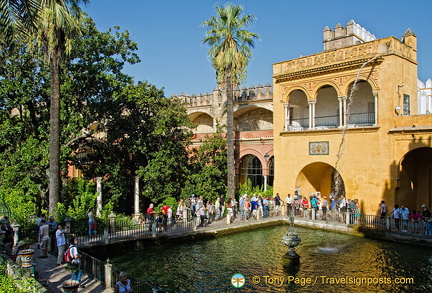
301 197 309 218
147 204 155 232
161 202 169 215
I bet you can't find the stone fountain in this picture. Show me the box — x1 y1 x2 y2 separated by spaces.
281 213 301 265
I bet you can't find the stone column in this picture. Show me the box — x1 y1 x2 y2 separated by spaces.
373 91 378 126
96 177 102 217
309 100 316 129
12 223 20 246
263 175 268 191
104 261 113 289
134 176 140 215
308 101 313 129
337 96 345 127
343 96 348 126
283 103 290 131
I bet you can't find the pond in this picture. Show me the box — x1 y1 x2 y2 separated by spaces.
106 226 432 292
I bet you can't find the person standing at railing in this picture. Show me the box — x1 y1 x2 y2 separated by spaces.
421 204 432 235
114 271 133 293
239 194 246 220
176 199 183 221
410 209 421 233
389 204 401 231
379 200 387 225
322 196 328 220
400 206 409 232
146 204 155 232
286 194 293 216
274 193 281 216
214 197 221 220
88 208 97 236
301 197 309 218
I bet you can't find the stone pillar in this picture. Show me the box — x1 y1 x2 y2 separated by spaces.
308 101 313 129
337 96 345 127
311 209 316 220
309 100 316 129
227 212 231 225
96 177 102 217
263 175 268 191
104 261 113 289
103 227 109 244
134 176 140 215
373 91 378 126
343 97 348 126
346 211 351 225
283 103 290 131
109 211 116 233
12 223 20 246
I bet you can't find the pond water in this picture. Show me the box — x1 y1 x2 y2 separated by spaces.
107 226 432 292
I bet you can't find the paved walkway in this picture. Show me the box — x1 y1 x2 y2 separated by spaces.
32 244 111 293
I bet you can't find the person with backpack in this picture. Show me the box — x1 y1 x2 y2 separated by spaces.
68 237 85 288
56 225 68 265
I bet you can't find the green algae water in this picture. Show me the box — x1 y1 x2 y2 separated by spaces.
107 226 432 292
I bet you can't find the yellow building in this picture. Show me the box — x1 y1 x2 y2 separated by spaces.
272 21 432 214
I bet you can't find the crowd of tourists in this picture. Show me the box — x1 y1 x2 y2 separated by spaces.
379 200 432 235
141 192 432 237
142 191 363 230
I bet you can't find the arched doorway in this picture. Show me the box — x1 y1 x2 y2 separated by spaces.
295 162 345 198
397 147 432 209
240 155 263 188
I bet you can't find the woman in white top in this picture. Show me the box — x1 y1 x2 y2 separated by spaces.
114 271 133 293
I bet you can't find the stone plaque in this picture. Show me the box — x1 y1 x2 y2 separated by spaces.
309 141 329 155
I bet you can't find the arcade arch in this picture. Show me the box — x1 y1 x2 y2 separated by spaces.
396 147 432 209
295 162 345 199
189 112 213 133
315 85 339 128
346 80 376 126
235 107 273 131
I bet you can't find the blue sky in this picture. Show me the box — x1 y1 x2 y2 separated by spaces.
85 0 432 97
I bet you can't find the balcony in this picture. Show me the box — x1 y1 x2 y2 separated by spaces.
288 112 375 131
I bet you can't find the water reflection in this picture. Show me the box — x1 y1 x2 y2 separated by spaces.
108 226 432 292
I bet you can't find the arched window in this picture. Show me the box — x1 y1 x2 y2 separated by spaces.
240 155 263 188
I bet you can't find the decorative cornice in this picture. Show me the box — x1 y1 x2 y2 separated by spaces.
274 57 383 83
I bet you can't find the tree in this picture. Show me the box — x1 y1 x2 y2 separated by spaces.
35 0 88 217
202 4 258 199
181 128 227 202
0 16 141 219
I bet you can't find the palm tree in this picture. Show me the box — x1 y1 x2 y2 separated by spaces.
1 1 87 217
36 0 88 217
0 0 39 47
202 4 258 199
